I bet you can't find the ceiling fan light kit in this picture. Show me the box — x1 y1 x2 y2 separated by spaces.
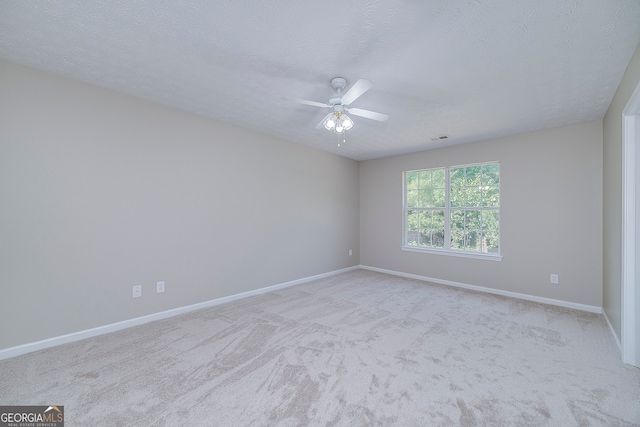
285 77 388 140
323 110 354 134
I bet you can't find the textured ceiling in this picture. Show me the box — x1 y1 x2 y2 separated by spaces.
1 1 639 161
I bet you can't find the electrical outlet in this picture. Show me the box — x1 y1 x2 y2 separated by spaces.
349 249 352 256
156 281 165 293
132 285 142 298
550 274 559 284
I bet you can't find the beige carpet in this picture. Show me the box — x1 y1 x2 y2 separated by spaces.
1 270 639 426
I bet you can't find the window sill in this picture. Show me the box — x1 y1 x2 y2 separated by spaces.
401 245 503 261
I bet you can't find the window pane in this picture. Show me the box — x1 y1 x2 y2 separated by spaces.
417 210 430 246
482 230 499 253
466 166 482 186
451 234 464 250
433 188 445 207
482 164 499 185
419 188 433 207
450 210 465 250
451 210 464 228
482 210 499 231
407 210 419 231
406 209 419 245
482 186 499 207
432 169 445 188
419 229 431 246
450 167 465 187
433 210 445 229
418 170 431 189
465 230 480 252
466 187 481 207
406 171 419 191
420 210 432 229
431 211 445 249
432 229 445 248
479 210 499 252
407 190 418 207
466 210 482 230
451 186 464 207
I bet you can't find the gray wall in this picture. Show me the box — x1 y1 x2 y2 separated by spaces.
603 42 640 341
360 121 603 307
0 59 360 350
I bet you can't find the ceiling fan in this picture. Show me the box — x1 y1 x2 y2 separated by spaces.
284 77 388 134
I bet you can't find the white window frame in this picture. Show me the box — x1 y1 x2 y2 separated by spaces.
402 162 502 261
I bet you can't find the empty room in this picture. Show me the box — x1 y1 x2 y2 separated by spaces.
1 1 640 426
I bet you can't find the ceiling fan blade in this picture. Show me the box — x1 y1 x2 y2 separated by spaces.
340 79 373 105
283 97 329 108
315 113 334 129
347 107 389 122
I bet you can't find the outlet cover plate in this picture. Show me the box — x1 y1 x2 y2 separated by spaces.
550 274 559 284
132 285 142 298
156 281 165 293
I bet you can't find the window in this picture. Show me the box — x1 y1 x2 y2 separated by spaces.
403 162 500 259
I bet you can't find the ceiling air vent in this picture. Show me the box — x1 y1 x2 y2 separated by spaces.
430 135 450 142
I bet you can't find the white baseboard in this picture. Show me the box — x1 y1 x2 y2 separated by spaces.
603 309 622 352
0 266 359 361
1 265 604 361
360 265 603 314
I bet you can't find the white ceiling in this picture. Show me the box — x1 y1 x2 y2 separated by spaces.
1 1 639 161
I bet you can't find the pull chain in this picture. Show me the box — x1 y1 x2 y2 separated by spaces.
338 132 346 147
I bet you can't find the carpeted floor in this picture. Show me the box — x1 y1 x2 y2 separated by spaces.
1 270 639 426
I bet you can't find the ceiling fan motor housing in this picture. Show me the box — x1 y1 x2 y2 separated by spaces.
330 77 347 94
